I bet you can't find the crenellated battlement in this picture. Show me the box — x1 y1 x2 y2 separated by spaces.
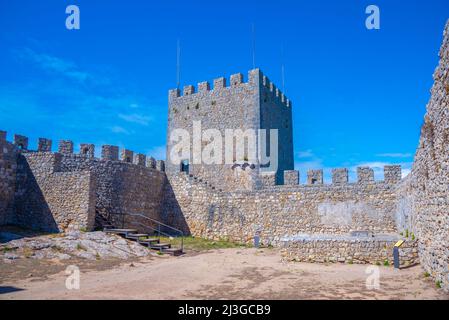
167 68 295 189
261 165 402 187
0 131 165 171
168 68 291 108
261 74 292 107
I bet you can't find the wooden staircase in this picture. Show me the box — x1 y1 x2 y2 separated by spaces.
104 228 183 256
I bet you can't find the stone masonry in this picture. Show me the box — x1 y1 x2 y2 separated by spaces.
167 69 294 190
0 136 166 233
396 20 449 292
163 168 400 246
0 131 17 225
0 21 447 293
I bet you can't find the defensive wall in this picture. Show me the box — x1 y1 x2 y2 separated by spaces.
0 133 166 233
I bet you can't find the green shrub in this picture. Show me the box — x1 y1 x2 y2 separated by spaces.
1 246 14 253
76 243 86 251
436 281 442 289
383 260 390 267
158 236 247 251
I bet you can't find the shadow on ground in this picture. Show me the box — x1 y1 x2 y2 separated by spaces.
0 286 25 295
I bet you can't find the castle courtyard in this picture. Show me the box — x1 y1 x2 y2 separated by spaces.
1 3 448 302
1 247 447 300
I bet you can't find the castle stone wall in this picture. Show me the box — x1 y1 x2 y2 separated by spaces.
56 152 166 231
259 74 294 183
5 137 167 233
164 170 399 246
281 234 418 266
0 132 18 225
167 69 293 191
401 20 449 292
14 152 96 232
167 70 262 191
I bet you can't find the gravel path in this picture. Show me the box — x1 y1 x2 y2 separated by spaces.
1 248 447 300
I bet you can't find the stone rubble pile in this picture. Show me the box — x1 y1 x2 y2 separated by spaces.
0 231 151 261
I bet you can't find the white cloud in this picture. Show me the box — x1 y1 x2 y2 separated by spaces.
118 113 153 126
351 161 390 170
296 149 314 158
14 48 92 83
295 160 323 171
376 153 412 158
110 126 130 135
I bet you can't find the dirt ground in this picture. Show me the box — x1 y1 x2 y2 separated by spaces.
1 248 447 300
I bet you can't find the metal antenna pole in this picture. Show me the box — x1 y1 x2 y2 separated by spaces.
252 23 256 69
177 39 181 89
281 43 285 92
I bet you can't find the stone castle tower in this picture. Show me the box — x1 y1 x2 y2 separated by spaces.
166 68 294 191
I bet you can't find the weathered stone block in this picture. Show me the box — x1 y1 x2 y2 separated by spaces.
121 149 134 163
183 85 195 96
38 138 52 152
146 157 156 169
14 134 28 150
284 170 299 185
307 170 323 185
357 167 374 184
213 77 226 90
101 145 119 161
332 168 348 185
384 165 401 184
198 81 210 92
58 140 73 154
230 73 243 86
80 144 95 158
169 88 180 99
134 153 146 166
156 160 165 172
261 172 276 187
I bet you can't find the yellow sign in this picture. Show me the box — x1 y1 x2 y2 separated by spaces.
395 240 404 247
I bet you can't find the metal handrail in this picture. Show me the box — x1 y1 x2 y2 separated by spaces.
108 212 184 253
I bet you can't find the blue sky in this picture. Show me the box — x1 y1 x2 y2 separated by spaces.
0 0 448 182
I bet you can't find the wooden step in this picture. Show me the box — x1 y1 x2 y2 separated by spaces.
126 233 149 239
138 238 160 245
162 248 183 256
104 229 138 237
104 228 137 233
150 243 171 249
